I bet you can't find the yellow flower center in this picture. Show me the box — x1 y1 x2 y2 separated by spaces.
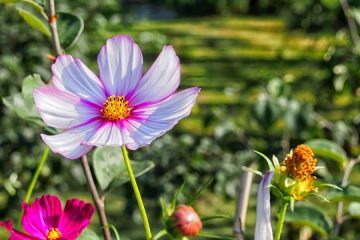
284 144 316 181
292 175 317 200
101 96 131 121
47 228 62 240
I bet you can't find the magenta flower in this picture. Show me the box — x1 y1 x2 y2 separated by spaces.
33 35 200 159
0 195 94 240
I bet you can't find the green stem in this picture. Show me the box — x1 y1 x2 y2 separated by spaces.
152 229 167 240
24 146 50 203
274 201 288 240
121 146 152 240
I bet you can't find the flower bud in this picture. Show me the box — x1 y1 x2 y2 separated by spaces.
172 204 202 237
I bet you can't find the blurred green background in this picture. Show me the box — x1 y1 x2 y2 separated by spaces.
0 0 360 239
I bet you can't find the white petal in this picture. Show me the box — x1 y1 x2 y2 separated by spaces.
34 86 100 129
84 121 124 146
41 121 102 160
97 35 143 97
129 45 180 106
52 55 106 104
124 87 200 150
255 171 274 240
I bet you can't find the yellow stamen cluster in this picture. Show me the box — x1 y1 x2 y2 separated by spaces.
101 96 131 121
47 228 62 240
284 144 317 181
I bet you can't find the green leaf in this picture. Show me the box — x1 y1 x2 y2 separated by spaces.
109 225 121 240
2 74 46 127
187 178 213 204
201 215 231 222
16 7 51 37
19 0 45 14
77 228 101 240
57 12 84 49
170 182 186 211
325 185 360 202
348 202 360 218
22 74 44 102
93 146 155 191
285 204 333 237
321 0 340 9
197 231 235 240
0 0 18 3
254 97 279 129
253 150 274 171
306 139 348 168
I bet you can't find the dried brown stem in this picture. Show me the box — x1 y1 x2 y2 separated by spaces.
233 169 254 240
48 0 62 55
81 155 112 240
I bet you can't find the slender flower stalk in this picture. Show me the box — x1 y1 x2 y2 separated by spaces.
24 146 49 203
121 146 152 239
274 201 288 240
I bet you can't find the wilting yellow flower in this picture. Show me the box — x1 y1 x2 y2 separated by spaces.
274 144 318 201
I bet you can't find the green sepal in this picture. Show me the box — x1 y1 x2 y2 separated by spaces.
253 150 274 171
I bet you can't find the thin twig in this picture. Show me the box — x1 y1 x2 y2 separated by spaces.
334 159 359 236
340 0 360 47
312 112 335 130
81 155 112 240
48 0 62 55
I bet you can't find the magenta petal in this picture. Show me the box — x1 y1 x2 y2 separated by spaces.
97 35 143 97
124 87 200 150
21 195 63 239
0 220 37 240
129 45 181 106
52 55 106 105
33 86 100 130
57 199 94 240
254 171 274 240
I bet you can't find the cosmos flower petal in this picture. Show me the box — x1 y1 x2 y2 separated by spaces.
33 86 100 129
129 45 180 106
255 171 274 240
97 35 143 97
52 55 106 105
84 121 124 146
124 87 200 150
58 199 94 240
0 220 36 240
40 126 97 160
21 195 63 239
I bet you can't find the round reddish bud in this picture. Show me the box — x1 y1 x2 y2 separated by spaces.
172 204 202 237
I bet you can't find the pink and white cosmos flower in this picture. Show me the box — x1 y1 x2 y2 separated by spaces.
0 195 94 240
254 171 274 240
34 35 200 160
